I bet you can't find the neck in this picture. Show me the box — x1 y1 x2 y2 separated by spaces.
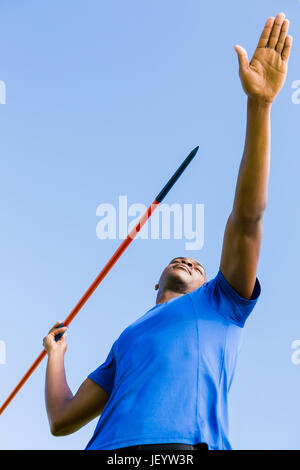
156 288 186 305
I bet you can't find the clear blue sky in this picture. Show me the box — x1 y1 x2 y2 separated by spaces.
0 0 299 450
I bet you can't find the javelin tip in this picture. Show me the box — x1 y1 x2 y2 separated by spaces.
190 145 199 155
155 145 200 203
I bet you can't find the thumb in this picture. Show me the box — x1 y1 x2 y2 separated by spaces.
234 45 249 71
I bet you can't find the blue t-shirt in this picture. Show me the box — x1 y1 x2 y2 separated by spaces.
85 269 261 450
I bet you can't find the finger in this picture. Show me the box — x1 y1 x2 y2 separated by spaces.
50 327 68 337
54 328 68 343
268 12 286 49
57 331 67 343
282 35 293 62
257 16 275 49
275 19 290 54
43 328 67 345
48 320 63 334
234 45 249 71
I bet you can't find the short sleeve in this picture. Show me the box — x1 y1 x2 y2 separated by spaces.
202 268 261 327
88 343 116 395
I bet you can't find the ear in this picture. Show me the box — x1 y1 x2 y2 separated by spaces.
154 283 159 291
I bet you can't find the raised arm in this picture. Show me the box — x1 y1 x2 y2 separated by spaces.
220 13 292 299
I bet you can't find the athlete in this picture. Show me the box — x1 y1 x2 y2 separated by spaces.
43 13 292 450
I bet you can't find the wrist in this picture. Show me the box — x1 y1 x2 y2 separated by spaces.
47 349 66 360
247 96 273 110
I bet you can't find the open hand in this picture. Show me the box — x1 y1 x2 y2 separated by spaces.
234 13 293 104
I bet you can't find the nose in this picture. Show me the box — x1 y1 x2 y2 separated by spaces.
181 259 193 268
176 259 193 274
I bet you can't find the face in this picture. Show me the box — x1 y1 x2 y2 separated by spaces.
155 257 206 294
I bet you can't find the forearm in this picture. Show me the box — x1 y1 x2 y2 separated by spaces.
45 351 73 429
232 97 272 220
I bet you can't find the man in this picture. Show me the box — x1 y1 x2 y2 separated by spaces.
43 13 292 450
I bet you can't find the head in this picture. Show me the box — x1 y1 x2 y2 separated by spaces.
154 257 207 304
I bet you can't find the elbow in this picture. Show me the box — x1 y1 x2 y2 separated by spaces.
229 211 265 236
50 421 62 436
232 197 267 223
50 416 80 437
231 209 265 225
50 419 69 437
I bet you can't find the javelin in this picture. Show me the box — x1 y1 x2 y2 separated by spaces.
0 145 199 415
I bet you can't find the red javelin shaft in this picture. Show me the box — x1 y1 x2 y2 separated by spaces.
0 146 199 415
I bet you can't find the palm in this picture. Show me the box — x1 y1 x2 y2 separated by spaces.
235 14 292 103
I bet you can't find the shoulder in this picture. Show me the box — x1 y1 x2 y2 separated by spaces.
190 268 261 327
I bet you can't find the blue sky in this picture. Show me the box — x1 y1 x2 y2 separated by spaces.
0 0 299 450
